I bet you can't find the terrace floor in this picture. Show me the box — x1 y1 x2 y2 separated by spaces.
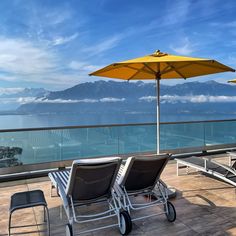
1 156 236 236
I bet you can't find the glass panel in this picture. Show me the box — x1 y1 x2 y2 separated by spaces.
1 120 236 173
0 131 25 168
76 127 119 158
161 122 205 150
118 125 156 154
204 121 236 146
0 129 61 166
25 130 60 164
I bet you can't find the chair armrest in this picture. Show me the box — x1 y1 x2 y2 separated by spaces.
210 159 236 176
54 175 69 208
113 182 124 198
158 179 167 188
202 156 214 161
227 151 236 157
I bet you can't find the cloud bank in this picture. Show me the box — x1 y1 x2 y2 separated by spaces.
18 97 126 104
140 95 236 103
17 95 236 105
0 88 25 95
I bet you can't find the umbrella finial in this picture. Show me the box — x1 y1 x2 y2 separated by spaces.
152 50 168 57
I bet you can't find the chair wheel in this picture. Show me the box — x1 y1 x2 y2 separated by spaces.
119 211 132 235
66 223 73 236
164 201 176 222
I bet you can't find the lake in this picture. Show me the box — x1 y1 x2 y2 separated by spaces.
1 112 236 129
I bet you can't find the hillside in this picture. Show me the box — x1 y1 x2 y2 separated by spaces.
17 80 236 115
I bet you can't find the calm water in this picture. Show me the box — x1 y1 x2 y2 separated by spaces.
0 112 236 129
1 112 236 168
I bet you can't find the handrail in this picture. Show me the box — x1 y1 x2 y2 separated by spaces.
0 118 236 178
0 118 236 132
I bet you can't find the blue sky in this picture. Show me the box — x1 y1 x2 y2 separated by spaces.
0 0 236 90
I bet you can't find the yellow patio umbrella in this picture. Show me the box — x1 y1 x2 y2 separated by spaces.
228 79 236 83
89 50 235 154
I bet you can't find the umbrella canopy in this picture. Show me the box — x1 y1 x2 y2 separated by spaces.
228 79 236 83
89 50 235 154
90 50 234 80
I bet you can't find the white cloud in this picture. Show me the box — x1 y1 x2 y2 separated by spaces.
0 97 28 104
30 72 93 86
31 98 98 104
0 37 57 76
0 87 24 95
52 33 78 46
170 37 195 55
17 97 38 104
45 10 72 26
0 37 107 88
0 75 19 82
83 35 123 55
19 97 126 104
100 97 125 102
0 37 87 87
140 94 236 103
200 95 236 103
164 95 236 103
69 61 102 71
139 96 156 102
163 0 191 26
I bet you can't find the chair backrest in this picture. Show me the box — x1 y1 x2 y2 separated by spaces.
66 157 122 201
232 161 236 170
118 154 170 192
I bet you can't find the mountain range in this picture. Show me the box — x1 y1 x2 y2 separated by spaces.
30 80 236 100
0 88 48 111
14 80 236 117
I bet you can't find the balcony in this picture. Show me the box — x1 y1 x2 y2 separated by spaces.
1 119 236 177
0 120 236 235
1 157 236 235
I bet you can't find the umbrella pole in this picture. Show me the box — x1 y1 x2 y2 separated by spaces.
156 77 176 198
156 78 160 154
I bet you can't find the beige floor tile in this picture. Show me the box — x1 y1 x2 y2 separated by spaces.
1 155 236 235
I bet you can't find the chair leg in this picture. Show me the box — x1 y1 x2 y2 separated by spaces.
176 162 179 176
43 206 46 222
8 212 12 236
45 206 50 236
50 183 53 197
69 218 74 235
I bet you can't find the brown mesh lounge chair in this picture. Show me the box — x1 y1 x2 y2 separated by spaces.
115 154 176 223
176 155 236 187
48 157 132 236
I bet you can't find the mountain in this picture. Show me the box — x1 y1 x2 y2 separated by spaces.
161 80 236 96
39 80 236 100
16 80 236 115
0 88 49 111
45 80 156 100
0 88 48 98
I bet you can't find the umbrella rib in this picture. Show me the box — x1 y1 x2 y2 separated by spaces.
143 63 157 74
160 64 172 75
166 62 186 78
161 62 194 76
124 64 154 75
157 63 160 74
89 63 126 75
127 65 147 80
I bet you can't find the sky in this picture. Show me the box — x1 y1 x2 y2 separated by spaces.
0 0 236 91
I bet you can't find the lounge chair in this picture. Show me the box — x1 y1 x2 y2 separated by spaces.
115 154 176 223
48 157 132 236
176 155 236 187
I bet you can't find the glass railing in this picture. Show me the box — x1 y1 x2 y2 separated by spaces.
1 119 236 175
